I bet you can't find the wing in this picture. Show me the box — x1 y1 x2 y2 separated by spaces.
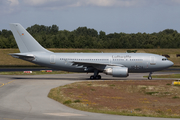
70 61 124 71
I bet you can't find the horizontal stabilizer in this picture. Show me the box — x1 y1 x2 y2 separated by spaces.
9 53 35 61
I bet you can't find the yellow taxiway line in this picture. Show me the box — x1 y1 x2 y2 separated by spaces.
0 83 4 87
0 80 14 88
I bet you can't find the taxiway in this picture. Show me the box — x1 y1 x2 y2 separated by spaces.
0 73 179 120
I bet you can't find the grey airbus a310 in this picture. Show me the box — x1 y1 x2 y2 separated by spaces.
9 23 174 80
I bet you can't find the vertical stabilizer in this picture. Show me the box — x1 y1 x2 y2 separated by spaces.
9 23 52 53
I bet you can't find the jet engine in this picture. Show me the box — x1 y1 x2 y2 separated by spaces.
103 67 129 77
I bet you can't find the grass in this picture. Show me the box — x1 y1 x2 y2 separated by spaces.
48 80 180 118
74 99 81 103
172 96 179 99
0 48 180 67
145 92 159 95
0 71 72 75
134 108 142 111
63 100 72 104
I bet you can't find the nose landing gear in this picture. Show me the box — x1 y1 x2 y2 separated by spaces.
148 72 152 80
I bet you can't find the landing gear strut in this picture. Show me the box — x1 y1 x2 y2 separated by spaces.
90 69 101 80
148 72 152 80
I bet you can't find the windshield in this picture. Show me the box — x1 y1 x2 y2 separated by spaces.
162 58 168 61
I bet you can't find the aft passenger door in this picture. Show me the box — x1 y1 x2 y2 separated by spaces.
50 55 56 64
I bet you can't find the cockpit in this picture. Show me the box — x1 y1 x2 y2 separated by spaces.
162 58 168 61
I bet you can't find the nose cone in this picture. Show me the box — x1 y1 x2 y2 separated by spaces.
160 60 174 70
168 61 174 67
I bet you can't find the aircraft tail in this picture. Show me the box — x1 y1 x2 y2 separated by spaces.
9 23 52 53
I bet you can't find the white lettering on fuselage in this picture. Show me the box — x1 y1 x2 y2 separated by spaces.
112 55 131 59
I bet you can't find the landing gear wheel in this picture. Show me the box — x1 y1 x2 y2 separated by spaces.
95 75 101 79
90 75 101 80
97 75 101 79
90 69 102 80
90 75 94 80
148 76 152 80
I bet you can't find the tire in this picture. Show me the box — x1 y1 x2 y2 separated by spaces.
90 76 94 80
98 75 101 79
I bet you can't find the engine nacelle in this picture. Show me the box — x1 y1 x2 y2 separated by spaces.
103 67 129 77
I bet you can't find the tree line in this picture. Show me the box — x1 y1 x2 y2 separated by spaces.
0 24 180 49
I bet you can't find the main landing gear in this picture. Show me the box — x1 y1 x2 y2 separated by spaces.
90 75 101 80
148 72 152 80
90 69 101 80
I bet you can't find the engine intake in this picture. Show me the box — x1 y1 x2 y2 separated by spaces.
104 67 129 77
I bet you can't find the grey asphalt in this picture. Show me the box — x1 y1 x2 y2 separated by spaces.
0 73 179 120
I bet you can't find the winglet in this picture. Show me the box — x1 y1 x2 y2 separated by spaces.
9 23 52 53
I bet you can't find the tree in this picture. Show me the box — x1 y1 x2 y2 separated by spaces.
99 31 106 40
159 29 178 35
74 27 98 37
50 25 59 34
0 24 180 49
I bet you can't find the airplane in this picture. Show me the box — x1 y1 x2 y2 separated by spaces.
9 23 174 80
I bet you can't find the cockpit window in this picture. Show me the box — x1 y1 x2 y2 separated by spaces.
162 58 168 61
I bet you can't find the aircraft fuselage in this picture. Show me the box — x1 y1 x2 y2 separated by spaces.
30 52 173 73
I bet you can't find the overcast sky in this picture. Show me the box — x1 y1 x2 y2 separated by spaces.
1 0 180 34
